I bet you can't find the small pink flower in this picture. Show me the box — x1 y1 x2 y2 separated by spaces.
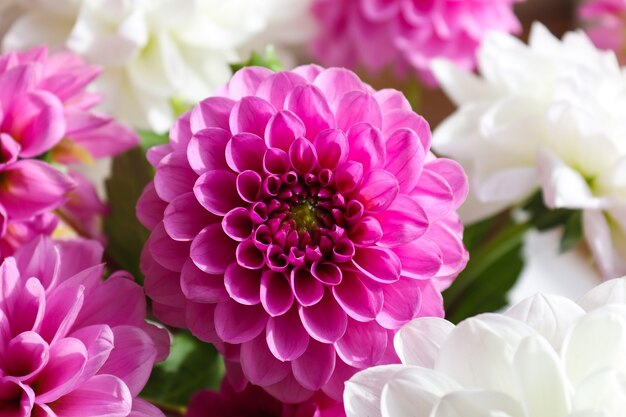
138 65 468 403
0 213 57 258
0 236 169 417
186 382 345 417
580 0 626 63
310 0 522 86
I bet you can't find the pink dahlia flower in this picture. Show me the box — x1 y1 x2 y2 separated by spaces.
186 382 345 417
0 236 169 417
311 0 522 86
580 0 626 63
137 65 468 402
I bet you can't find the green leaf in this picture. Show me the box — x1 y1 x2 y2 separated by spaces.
103 147 153 280
230 46 283 73
522 191 572 231
138 130 169 150
141 331 224 411
560 210 583 253
443 220 529 323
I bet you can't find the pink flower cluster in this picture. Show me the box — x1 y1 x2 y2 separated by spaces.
0 236 168 416
0 46 137 256
580 0 626 63
138 65 468 403
311 0 522 86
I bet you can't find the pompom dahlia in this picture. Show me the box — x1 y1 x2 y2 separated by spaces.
138 65 468 402
0 236 169 417
433 23 626 278
310 0 522 86
0 45 137 256
580 0 626 64
345 277 626 417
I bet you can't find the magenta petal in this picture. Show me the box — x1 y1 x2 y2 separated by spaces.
181 258 228 303
375 195 429 247
335 319 387 368
141 250 184 307
229 97 275 138
194 170 243 216
410 168 455 220
50 374 132 417
291 340 335 391
321 360 358 401
376 277 422 329
332 269 383 322
257 71 309 108
384 128 425 193
264 373 314 405
392 238 442 279
285 85 335 140
0 377 34 416
313 129 348 170
164 192 218 241
222 207 253 241
70 325 114 383
5 331 49 379
335 161 363 194
153 151 197 203
190 224 237 275
98 326 156 396
373 89 411 113
288 137 318 174
38 282 84 343
313 67 365 105
168 112 192 149
128 398 164 417
352 246 401 283
146 145 171 168
189 97 235 132
291 268 324 307
226 67 273 100
224 263 261 305
349 216 383 246
13 236 59 290
0 160 74 220
186 302 219 343
147 222 190 272
214 299 267 344
263 148 290 175
34 337 87 403
415 280 444 317
299 292 347 343
426 158 469 210
260 270 294 317
7 276 46 336
225 132 267 173
355 169 399 213
266 306 309 361
382 110 431 150
264 110 306 151
240 334 290 386
335 91 383 131
136 183 167 231
346 123 385 172
187 128 231 175
152 302 186 329
236 170 262 202
0 134 21 167
311 262 342 286
0 64 36 109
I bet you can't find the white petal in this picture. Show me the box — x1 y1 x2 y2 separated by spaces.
394 317 454 367
344 365 406 417
578 277 626 312
573 369 626 415
583 210 626 279
431 59 499 106
432 390 525 417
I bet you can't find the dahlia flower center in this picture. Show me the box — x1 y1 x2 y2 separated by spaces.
290 200 319 232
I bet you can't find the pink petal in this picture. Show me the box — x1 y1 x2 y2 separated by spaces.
98 326 156 396
346 123 385 172
229 97 275 138
332 269 383 322
163 192 217 241
136 183 167 231
226 67 273 100
34 337 88 403
410 168 455 221
313 67 366 106
0 160 75 220
13 236 59 290
181 258 228 303
384 128 425 193
0 134 21 167
266 305 309 361
335 161 363 194
190 97 235 132
375 194 429 247
311 262 342 286
147 222 190 272
414 280 444 317
224 263 261 305
321 360 358 401
285 85 335 140
0 378 34 416
38 282 84 343
236 170 263 202
349 216 383 246
214 299 268 344
187 128 231 175
129 398 164 417
376 277 422 329
186 302 219 343
194 170 243 216
382 110 431 150
264 373 315 405
50 374 132 417
373 89 412 113
291 340 335 390
146 145 171 168
299 292 348 343
240 334 290 386
425 158 468 210
334 91 382 131
168 112 192 150
0 64 37 110
222 207 253 241
190 224 237 274
313 129 348 170
55 239 103 282
225 132 267 173
70 325 114 383
4 331 49 380
352 246 401 283
335 319 387 368
291 268 324 307
391 238 442 279
260 270 294 317
355 169 399 213
153 151 197 203
289 137 318 174
142 255 186 307
257 72 308 109
264 110 305 151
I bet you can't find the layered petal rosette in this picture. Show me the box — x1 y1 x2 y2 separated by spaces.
138 65 468 402
580 0 626 64
433 23 626 278
310 0 522 86
345 277 626 417
0 45 137 256
0 236 169 417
